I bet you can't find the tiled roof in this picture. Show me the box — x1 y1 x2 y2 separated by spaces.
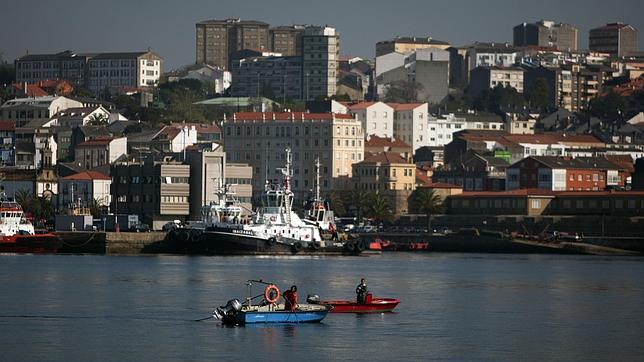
170 122 221 133
77 137 115 147
12 83 48 97
361 151 410 164
512 156 625 171
232 112 354 121
388 103 425 111
365 135 410 148
453 189 644 197
61 171 111 181
0 120 15 131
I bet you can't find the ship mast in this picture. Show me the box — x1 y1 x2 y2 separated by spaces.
280 148 293 225
314 157 321 201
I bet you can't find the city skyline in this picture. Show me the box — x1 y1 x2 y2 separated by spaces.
1 0 643 69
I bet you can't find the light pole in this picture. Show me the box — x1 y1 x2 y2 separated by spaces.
305 72 310 102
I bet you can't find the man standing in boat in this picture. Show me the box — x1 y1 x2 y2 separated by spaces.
283 285 298 311
356 278 368 304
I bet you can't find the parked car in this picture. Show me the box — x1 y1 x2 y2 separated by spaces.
131 223 151 232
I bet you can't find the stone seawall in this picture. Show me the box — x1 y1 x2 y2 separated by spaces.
105 232 169 254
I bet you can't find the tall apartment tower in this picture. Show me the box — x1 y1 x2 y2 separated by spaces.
195 19 270 69
302 26 340 100
269 25 305 56
513 20 578 51
589 23 638 57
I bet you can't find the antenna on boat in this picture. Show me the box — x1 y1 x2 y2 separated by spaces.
314 157 321 201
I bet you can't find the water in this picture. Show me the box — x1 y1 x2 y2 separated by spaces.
1 253 644 361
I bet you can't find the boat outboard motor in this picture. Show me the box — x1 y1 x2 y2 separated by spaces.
213 299 242 320
306 294 320 304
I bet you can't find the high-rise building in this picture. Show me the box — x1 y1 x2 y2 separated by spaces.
302 26 340 100
589 23 638 57
269 25 305 56
229 56 303 100
513 20 579 51
195 19 270 69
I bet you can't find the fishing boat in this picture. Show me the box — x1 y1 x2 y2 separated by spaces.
309 293 400 313
0 194 61 254
212 280 331 325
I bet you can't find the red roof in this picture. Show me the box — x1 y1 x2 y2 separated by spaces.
388 103 425 111
361 151 410 164
61 171 111 181
365 135 410 149
77 137 115 147
232 112 354 121
12 83 48 97
452 189 644 197
0 120 15 131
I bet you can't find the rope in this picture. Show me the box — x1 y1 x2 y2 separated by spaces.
59 232 98 248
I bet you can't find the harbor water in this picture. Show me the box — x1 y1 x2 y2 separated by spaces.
1 253 643 361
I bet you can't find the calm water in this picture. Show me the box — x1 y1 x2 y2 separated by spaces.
1 253 644 361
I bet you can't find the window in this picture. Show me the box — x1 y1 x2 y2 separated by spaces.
531 199 541 209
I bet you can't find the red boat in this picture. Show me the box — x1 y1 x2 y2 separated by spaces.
0 197 61 254
320 293 400 313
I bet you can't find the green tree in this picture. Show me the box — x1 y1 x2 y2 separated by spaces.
347 189 371 221
87 113 109 126
366 192 393 225
90 197 107 219
383 80 423 103
408 188 444 234
527 78 550 110
325 191 346 217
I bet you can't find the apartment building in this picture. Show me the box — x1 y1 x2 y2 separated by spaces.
589 23 638 57
302 26 339 99
58 171 112 213
222 112 363 200
347 102 394 138
391 103 429 152
269 25 305 56
74 137 127 169
469 66 525 96
513 20 579 51
0 121 15 166
0 96 83 127
195 19 270 69
14 51 92 86
229 56 303 100
376 36 450 57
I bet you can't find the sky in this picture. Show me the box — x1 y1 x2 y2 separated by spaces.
1 0 643 69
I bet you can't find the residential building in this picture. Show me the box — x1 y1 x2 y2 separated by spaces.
505 156 628 191
467 42 519 77
58 171 111 212
469 66 525 96
364 135 413 161
151 125 197 154
376 36 450 57
506 113 536 135
0 121 16 166
10 79 74 98
185 146 226 220
195 19 270 69
110 159 190 230
14 126 57 170
222 112 363 200
14 51 92 86
167 64 231 94
347 102 394 138
230 56 303 100
302 26 339 100
352 152 416 215
414 183 463 204
75 137 127 169
513 20 579 51
391 103 429 152
0 168 58 200
589 23 638 57
0 96 83 127
50 106 111 129
269 25 305 56
427 113 467 147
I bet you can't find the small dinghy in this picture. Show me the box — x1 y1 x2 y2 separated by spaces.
212 280 331 325
308 293 400 313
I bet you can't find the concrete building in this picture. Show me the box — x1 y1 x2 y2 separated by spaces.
506 113 536 135
589 23 638 57
58 171 112 213
391 103 429 152
50 106 111 129
352 152 416 215
432 153 509 191
347 102 394 138
427 113 467 147
185 146 225 220
167 64 231 94
469 66 525 96
110 159 191 230
302 26 339 100
222 112 363 200
0 121 16 166
151 125 197 154
230 56 303 100
0 96 83 128
269 25 305 56
376 36 450 57
74 137 127 169
513 20 579 51
195 19 270 69
15 51 163 95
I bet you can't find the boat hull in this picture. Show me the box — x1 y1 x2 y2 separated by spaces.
322 298 400 313
186 229 294 255
221 303 331 325
0 233 62 254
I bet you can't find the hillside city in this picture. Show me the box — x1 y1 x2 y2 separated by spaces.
0 18 643 235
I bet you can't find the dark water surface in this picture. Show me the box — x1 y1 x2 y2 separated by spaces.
1 253 643 361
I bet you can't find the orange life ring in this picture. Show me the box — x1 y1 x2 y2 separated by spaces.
264 284 280 304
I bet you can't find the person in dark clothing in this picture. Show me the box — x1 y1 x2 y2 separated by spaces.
283 285 298 311
356 278 368 304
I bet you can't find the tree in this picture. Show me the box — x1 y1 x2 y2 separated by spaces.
527 78 550 110
366 192 393 225
383 80 423 103
325 191 346 217
87 113 109 126
90 197 107 219
408 188 444 234
347 189 371 221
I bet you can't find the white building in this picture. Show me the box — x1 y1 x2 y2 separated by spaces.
75 137 127 169
427 113 467 147
87 51 163 95
51 105 112 129
0 96 83 127
391 103 429 152
347 102 394 138
470 66 525 96
170 64 232 94
58 171 112 211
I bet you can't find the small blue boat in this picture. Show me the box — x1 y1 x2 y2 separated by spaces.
212 280 331 325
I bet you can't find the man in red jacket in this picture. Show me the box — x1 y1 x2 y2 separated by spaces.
283 285 298 311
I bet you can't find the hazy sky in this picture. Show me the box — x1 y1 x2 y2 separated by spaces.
1 0 642 69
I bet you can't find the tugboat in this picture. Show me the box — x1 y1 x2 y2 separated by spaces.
212 280 331 325
0 192 61 253
179 148 361 255
302 158 336 234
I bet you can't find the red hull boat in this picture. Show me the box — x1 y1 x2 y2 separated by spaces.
322 294 400 313
0 233 62 254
